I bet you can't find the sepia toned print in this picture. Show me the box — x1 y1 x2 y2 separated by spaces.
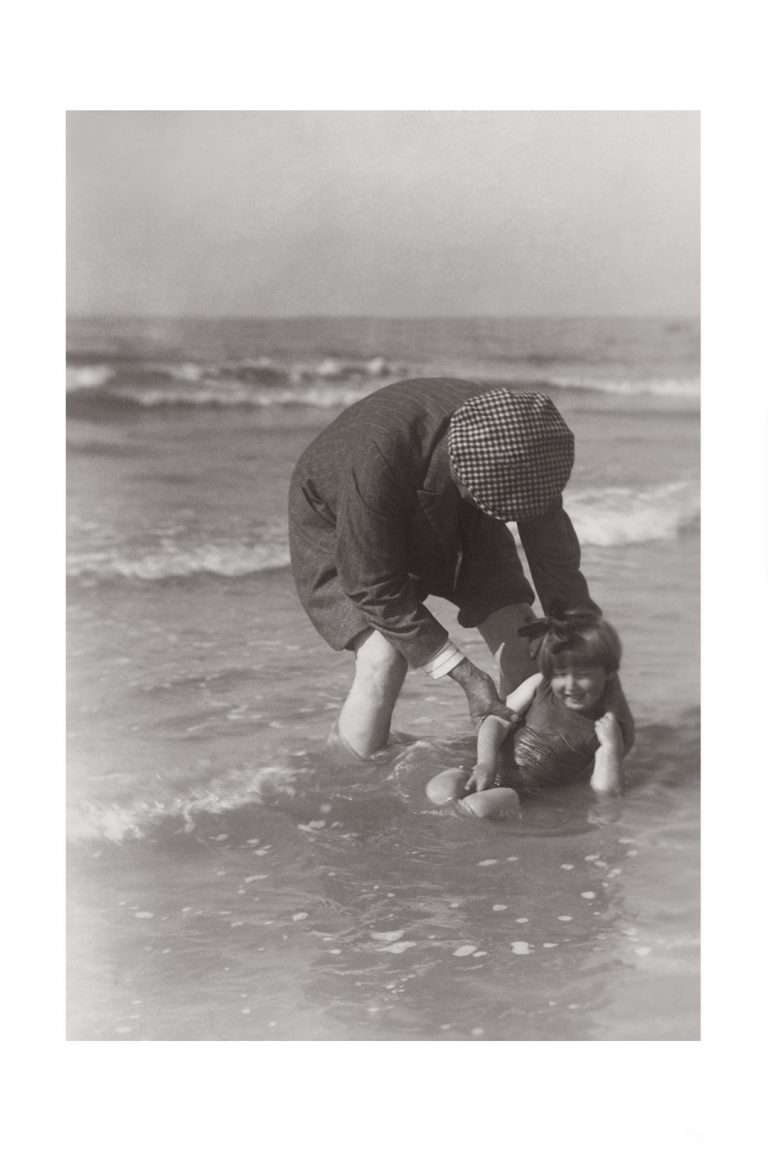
67 112 699 1040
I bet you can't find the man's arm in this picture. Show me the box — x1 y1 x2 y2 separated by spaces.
516 500 600 614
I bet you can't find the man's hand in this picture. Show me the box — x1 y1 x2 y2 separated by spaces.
447 658 511 730
465 762 497 794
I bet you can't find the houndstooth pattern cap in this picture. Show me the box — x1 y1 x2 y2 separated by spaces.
448 389 574 521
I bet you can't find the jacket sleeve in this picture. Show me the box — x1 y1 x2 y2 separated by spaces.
516 499 601 615
335 444 449 667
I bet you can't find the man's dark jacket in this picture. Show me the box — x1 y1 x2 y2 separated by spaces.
288 378 597 667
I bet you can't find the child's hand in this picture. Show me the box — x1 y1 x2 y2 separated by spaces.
465 762 497 794
595 711 623 753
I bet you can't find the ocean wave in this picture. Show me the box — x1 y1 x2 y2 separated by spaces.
68 538 290 581
67 763 304 844
66 356 699 416
66 354 397 392
66 377 385 414
68 477 697 589
550 374 699 399
117 381 382 410
66 364 116 390
567 480 699 546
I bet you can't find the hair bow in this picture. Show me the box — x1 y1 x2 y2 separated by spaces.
517 601 600 641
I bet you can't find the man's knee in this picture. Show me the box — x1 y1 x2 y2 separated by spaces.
352 630 407 691
476 603 538 694
477 602 536 645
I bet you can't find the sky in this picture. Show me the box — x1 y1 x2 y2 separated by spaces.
67 110 699 317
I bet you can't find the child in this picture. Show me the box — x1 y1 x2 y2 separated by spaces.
426 608 634 818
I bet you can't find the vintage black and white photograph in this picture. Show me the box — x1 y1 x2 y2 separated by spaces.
66 110 700 1041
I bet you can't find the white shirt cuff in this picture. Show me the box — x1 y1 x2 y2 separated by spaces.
420 639 466 679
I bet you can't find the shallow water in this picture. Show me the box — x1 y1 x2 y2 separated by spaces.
68 726 698 1040
67 315 699 1040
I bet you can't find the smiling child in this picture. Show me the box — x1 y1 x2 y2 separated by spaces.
426 607 634 818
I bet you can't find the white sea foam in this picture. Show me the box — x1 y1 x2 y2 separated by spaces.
66 364 115 390
101 379 382 410
69 477 698 587
550 374 700 399
66 358 700 412
66 352 395 411
67 764 302 844
565 480 699 546
155 361 207 383
68 538 290 581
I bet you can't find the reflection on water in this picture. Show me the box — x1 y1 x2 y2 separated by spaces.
68 724 699 1041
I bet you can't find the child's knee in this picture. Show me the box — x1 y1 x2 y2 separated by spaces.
426 769 468 805
459 788 520 819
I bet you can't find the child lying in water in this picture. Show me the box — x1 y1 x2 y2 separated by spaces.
426 608 634 818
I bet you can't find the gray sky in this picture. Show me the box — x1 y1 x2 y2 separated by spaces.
67 111 699 317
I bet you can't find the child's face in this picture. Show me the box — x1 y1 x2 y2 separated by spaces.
550 662 609 713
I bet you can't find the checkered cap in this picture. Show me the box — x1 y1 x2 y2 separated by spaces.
448 389 574 521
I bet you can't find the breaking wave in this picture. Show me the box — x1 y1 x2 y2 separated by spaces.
67 763 304 844
66 356 699 417
68 478 698 588
567 480 699 546
67 537 290 582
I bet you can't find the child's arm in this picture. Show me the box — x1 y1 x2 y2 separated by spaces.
464 674 542 794
591 711 624 794
465 714 513 794
465 674 541 794
605 676 635 754
505 672 543 716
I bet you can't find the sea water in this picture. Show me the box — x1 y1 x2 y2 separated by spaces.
67 315 699 1040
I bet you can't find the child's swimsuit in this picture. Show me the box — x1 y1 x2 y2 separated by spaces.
498 679 602 791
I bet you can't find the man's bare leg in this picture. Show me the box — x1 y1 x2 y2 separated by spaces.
476 603 538 698
336 629 408 758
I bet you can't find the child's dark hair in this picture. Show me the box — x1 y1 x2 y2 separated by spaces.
535 609 622 679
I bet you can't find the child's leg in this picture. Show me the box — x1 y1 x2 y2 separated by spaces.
426 768 471 805
458 787 521 819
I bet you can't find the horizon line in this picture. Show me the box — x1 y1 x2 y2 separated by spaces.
67 311 701 323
